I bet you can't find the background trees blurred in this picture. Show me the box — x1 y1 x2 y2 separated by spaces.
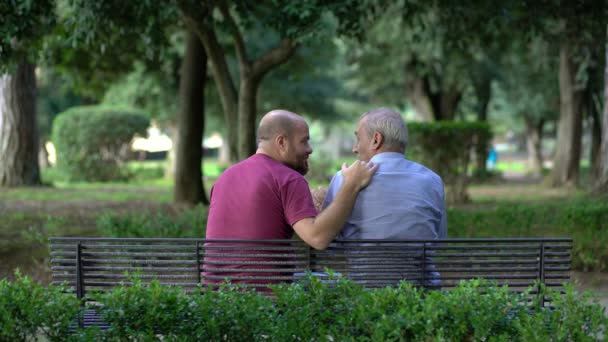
1 0 607 204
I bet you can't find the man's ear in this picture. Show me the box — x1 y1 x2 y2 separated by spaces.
276 134 287 152
371 132 384 150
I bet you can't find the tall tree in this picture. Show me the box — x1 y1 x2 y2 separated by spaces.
493 37 559 177
0 62 40 186
594 24 608 193
346 3 469 121
550 41 586 187
538 3 605 187
62 1 212 205
177 1 301 160
177 0 374 160
174 31 209 205
0 0 55 186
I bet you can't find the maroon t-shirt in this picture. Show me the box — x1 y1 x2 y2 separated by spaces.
203 154 317 290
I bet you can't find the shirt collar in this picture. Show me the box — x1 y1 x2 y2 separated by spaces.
369 152 404 163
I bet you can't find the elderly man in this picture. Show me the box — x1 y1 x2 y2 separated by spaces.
322 107 447 286
203 109 378 289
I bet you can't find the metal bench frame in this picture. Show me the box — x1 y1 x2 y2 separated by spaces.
50 237 571 300
49 237 572 330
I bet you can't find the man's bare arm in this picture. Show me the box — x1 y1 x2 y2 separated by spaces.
294 161 378 249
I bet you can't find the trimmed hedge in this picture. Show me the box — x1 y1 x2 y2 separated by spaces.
96 205 207 238
408 121 492 204
52 106 149 182
2 274 606 341
92 197 608 271
449 198 608 271
0 273 79 341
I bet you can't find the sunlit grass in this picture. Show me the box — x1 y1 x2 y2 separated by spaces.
495 161 526 172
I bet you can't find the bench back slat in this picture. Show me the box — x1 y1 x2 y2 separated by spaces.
49 237 572 306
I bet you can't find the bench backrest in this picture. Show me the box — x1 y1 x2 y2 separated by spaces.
50 237 571 305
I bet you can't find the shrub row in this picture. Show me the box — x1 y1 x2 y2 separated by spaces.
92 197 608 271
448 198 608 271
0 273 80 341
2 274 606 341
96 205 207 238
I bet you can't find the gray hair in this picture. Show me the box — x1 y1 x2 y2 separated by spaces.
360 108 408 153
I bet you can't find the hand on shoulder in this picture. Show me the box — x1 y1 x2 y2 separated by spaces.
341 160 378 191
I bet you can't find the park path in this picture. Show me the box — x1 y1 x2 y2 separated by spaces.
572 272 608 310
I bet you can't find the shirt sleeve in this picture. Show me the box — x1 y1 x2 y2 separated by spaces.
438 182 448 239
284 176 318 226
322 171 343 209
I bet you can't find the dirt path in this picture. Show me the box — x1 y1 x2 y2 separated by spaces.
572 272 608 309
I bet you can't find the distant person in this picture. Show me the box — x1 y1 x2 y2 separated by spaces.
203 109 378 290
487 146 498 171
322 108 447 287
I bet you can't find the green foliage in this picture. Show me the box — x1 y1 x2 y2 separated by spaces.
0 273 79 341
90 277 194 340
306 154 346 185
449 198 608 271
102 62 178 125
37 69 85 141
97 206 207 238
408 121 492 203
0 0 55 70
0 274 606 340
52 105 150 182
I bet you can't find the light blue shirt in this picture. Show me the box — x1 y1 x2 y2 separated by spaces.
323 152 447 240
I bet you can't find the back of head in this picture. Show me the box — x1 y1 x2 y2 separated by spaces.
257 110 301 146
361 108 408 153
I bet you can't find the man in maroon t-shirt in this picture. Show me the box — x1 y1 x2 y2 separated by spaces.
203 109 378 290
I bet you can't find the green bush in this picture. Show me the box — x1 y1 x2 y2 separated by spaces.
306 155 346 185
408 121 492 204
449 198 608 271
96 205 207 238
1 275 606 340
0 273 80 341
85 276 606 341
52 105 150 182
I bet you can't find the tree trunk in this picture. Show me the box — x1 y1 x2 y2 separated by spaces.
524 115 544 178
195 26 238 162
474 77 492 122
594 24 608 193
405 77 435 122
473 77 491 174
179 3 295 162
590 94 602 179
179 4 238 162
0 61 41 186
549 43 584 187
237 77 258 160
173 31 209 206
438 86 461 121
405 76 462 122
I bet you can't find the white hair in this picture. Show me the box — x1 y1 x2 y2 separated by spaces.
360 107 408 153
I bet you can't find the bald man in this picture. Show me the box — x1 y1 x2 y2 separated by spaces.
203 109 378 289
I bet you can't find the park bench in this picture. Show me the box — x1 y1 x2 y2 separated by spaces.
49 237 572 329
